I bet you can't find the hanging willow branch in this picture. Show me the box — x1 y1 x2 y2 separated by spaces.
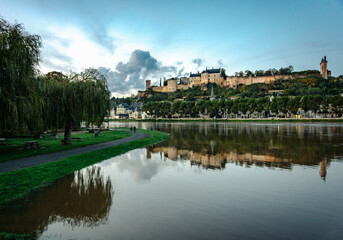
0 18 42 137
41 69 111 144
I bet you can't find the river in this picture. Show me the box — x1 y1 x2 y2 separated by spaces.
1 122 343 240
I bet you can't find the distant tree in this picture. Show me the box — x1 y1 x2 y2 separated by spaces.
287 97 301 115
276 96 289 115
255 70 265 77
279 65 293 75
271 98 278 114
269 68 278 76
244 70 253 77
264 70 272 76
220 68 227 78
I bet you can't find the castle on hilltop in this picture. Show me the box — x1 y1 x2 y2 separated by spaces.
142 56 331 94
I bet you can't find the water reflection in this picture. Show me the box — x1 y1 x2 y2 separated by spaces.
141 122 343 179
320 160 328 181
0 166 114 237
106 149 177 183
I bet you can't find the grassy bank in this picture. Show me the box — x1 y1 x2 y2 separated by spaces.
0 129 168 207
0 233 33 240
107 118 343 122
0 130 131 162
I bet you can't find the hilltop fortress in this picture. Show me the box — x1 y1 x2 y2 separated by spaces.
144 56 331 93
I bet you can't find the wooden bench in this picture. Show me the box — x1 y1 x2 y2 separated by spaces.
24 141 40 149
0 138 8 146
71 137 81 142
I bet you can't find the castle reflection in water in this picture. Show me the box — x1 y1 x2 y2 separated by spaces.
143 122 343 180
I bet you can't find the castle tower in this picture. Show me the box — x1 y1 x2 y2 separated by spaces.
167 79 177 92
320 56 328 79
146 80 151 90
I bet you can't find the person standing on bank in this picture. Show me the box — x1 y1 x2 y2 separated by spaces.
133 126 136 133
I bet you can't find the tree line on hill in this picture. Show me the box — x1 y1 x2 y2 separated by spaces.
234 65 295 77
0 18 110 144
142 95 343 118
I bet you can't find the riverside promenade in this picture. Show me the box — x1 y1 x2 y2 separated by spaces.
0 130 148 174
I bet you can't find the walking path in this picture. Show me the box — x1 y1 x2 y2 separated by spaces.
0 130 148 174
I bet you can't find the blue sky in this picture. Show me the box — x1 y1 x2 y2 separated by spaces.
1 0 343 96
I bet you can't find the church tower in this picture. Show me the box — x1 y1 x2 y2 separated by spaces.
320 56 328 79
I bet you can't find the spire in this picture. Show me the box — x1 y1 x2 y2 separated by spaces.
210 86 215 101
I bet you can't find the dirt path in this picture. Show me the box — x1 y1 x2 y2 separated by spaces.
0 130 148 174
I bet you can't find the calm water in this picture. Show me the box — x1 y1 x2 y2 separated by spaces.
1 122 343 240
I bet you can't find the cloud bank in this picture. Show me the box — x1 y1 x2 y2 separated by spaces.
98 50 184 96
192 58 204 67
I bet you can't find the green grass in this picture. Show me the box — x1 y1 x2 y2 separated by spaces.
0 130 131 162
0 129 168 207
0 233 33 240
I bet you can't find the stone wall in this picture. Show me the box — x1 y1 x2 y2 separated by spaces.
149 74 307 94
225 74 303 88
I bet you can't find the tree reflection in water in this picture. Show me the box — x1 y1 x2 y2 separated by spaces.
146 123 343 178
0 166 114 237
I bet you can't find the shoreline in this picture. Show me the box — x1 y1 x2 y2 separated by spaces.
106 118 343 122
0 129 169 208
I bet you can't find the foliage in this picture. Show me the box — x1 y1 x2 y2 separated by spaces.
0 18 111 144
40 68 111 144
0 17 42 137
142 95 343 118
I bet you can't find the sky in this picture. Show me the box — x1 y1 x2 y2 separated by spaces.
1 0 343 97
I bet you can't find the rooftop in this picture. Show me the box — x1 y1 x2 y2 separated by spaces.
202 68 221 74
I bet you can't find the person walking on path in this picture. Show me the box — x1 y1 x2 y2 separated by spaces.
130 126 133 132
133 126 136 133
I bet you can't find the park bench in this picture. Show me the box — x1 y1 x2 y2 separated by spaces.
0 138 8 146
71 137 81 142
24 141 40 149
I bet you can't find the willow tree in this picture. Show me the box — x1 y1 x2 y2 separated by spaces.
0 18 42 136
42 69 111 145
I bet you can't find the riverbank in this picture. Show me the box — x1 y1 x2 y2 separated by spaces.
107 118 343 122
0 129 168 207
0 130 131 162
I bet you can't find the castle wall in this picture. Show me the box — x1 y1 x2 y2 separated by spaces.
189 76 201 87
177 85 190 91
225 75 303 88
167 79 177 92
152 86 168 93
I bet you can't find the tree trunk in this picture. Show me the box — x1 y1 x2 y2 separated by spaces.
64 119 73 145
